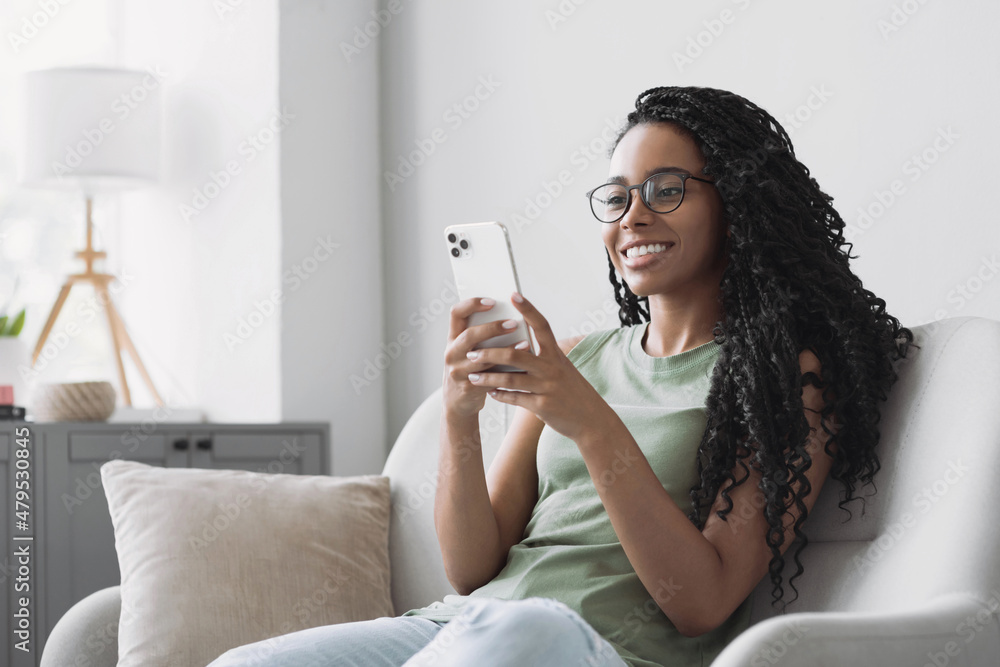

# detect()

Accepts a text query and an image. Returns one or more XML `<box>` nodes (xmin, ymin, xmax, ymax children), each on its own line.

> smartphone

<box><xmin>445</xmin><ymin>221</ymin><xmax>536</xmax><ymax>373</ymax></box>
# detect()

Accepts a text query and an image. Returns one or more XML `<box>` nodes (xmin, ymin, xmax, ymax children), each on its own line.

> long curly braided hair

<box><xmin>606</xmin><ymin>86</ymin><xmax>917</xmax><ymax>612</ymax></box>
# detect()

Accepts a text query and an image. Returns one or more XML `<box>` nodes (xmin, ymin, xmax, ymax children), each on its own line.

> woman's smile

<box><xmin>620</xmin><ymin>242</ymin><xmax>675</xmax><ymax>269</ymax></box>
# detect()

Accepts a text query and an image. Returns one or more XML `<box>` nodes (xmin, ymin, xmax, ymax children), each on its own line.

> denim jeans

<box><xmin>206</xmin><ymin>596</ymin><xmax>628</xmax><ymax>667</ymax></box>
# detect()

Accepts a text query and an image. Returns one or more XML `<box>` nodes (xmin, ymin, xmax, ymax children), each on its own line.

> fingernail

<box><xmin>502</xmin><ymin>319</ymin><xmax>518</xmax><ymax>329</ymax></box>
<box><xmin>468</xmin><ymin>373</ymin><xmax>480</xmax><ymax>382</ymax></box>
<box><xmin>466</xmin><ymin>350</ymin><xmax>481</xmax><ymax>360</ymax></box>
<box><xmin>514</xmin><ymin>340</ymin><xmax>529</xmax><ymax>350</ymax></box>
<box><xmin>512</xmin><ymin>292</ymin><xmax>524</xmax><ymax>303</ymax></box>
<box><xmin>481</xmin><ymin>298</ymin><xmax>495</xmax><ymax>306</ymax></box>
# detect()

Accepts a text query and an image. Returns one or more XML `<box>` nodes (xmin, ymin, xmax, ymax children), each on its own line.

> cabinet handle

<box><xmin>173</xmin><ymin>438</ymin><xmax>190</xmax><ymax>451</ymax></box>
<box><xmin>196</xmin><ymin>438</ymin><xmax>212</xmax><ymax>450</ymax></box>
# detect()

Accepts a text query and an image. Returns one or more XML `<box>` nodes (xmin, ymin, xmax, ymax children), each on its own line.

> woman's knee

<box><xmin>469</xmin><ymin>597</ymin><xmax>587</xmax><ymax>640</ymax></box>
<box><xmin>415</xmin><ymin>598</ymin><xmax>620</xmax><ymax>666</ymax></box>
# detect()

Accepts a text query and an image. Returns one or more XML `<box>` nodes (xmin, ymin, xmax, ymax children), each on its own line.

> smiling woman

<box><xmin>208</xmin><ymin>86</ymin><xmax>916</xmax><ymax>667</ymax></box>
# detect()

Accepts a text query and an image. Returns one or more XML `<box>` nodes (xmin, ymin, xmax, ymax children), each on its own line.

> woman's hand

<box><xmin>443</xmin><ymin>296</ymin><xmax>529</xmax><ymax>420</ymax></box>
<box><xmin>466</xmin><ymin>292</ymin><xmax>614</xmax><ymax>442</ymax></box>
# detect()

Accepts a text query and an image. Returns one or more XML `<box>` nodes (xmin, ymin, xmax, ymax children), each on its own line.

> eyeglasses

<box><xmin>585</xmin><ymin>172</ymin><xmax>714</xmax><ymax>223</ymax></box>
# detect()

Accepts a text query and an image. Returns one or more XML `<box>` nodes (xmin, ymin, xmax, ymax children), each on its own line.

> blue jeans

<box><xmin>207</xmin><ymin>596</ymin><xmax>628</xmax><ymax>667</ymax></box>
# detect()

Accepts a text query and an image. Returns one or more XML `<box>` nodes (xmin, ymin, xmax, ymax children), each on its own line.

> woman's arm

<box><xmin>435</xmin><ymin>335</ymin><xmax>586</xmax><ymax>595</ymax></box>
<box><xmin>573</xmin><ymin>348</ymin><xmax>837</xmax><ymax>638</ymax></box>
<box><xmin>434</xmin><ymin>408</ymin><xmax>505</xmax><ymax>595</ymax></box>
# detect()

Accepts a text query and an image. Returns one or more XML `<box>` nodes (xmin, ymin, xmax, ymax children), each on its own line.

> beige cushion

<box><xmin>100</xmin><ymin>459</ymin><xmax>394</xmax><ymax>667</ymax></box>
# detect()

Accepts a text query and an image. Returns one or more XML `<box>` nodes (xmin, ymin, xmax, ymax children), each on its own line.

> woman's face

<box><xmin>601</xmin><ymin>122</ymin><xmax>729</xmax><ymax>299</ymax></box>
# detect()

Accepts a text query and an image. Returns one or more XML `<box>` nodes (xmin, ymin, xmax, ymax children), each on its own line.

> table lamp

<box><xmin>18</xmin><ymin>66</ymin><xmax>164</xmax><ymax>407</ymax></box>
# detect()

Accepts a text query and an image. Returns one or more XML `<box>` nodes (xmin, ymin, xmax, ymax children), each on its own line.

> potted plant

<box><xmin>0</xmin><ymin>307</ymin><xmax>25</xmax><ymax>337</ymax></box>
<box><xmin>0</xmin><ymin>277</ymin><xmax>31</xmax><ymax>406</ymax></box>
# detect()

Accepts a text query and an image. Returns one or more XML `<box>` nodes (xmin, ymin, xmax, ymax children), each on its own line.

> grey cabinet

<box><xmin>0</xmin><ymin>421</ymin><xmax>328</xmax><ymax>666</ymax></box>
<box><xmin>2</xmin><ymin>425</ymin><xmax>39</xmax><ymax>667</ymax></box>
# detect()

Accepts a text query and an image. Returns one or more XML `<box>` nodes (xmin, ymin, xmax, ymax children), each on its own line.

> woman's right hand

<box><xmin>443</xmin><ymin>296</ymin><xmax>523</xmax><ymax>420</ymax></box>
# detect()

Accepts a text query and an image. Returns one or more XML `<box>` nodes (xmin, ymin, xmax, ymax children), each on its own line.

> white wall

<box><xmin>278</xmin><ymin>0</ymin><xmax>385</xmax><ymax>476</ymax></box>
<box><xmin>377</xmin><ymin>0</ymin><xmax>1000</xmax><ymax>453</ymax></box>
<box><xmin>115</xmin><ymin>0</ymin><xmax>283</xmax><ymax>419</ymax></box>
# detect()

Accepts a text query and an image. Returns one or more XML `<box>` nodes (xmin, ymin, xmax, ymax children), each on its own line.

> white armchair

<box><xmin>41</xmin><ymin>316</ymin><xmax>1000</xmax><ymax>666</ymax></box>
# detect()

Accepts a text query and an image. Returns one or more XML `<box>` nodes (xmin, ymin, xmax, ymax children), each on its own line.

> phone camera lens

<box><xmin>459</xmin><ymin>239</ymin><xmax>469</xmax><ymax>249</ymax></box>
<box><xmin>451</xmin><ymin>247</ymin><xmax>460</xmax><ymax>257</ymax></box>
<box><xmin>447</xmin><ymin>233</ymin><xmax>457</xmax><ymax>243</ymax></box>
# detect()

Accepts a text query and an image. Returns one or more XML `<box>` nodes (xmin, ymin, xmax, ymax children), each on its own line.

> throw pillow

<box><xmin>100</xmin><ymin>459</ymin><xmax>394</xmax><ymax>667</ymax></box>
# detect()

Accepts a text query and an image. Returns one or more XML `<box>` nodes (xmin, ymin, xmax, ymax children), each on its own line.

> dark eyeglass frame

<box><xmin>585</xmin><ymin>172</ymin><xmax>715</xmax><ymax>223</ymax></box>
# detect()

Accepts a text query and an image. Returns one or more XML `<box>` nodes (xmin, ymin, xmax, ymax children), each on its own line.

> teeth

<box><xmin>626</xmin><ymin>243</ymin><xmax>670</xmax><ymax>258</ymax></box>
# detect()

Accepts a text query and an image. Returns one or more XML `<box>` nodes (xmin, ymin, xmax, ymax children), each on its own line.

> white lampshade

<box><xmin>18</xmin><ymin>67</ymin><xmax>162</xmax><ymax>194</ymax></box>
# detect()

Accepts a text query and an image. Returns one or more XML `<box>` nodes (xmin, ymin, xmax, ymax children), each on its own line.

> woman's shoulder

<box><xmin>556</xmin><ymin>334</ymin><xmax>587</xmax><ymax>355</ymax></box>
<box><xmin>557</xmin><ymin>326</ymin><xmax>632</xmax><ymax>365</ymax></box>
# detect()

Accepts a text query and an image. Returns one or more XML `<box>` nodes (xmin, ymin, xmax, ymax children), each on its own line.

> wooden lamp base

<box><xmin>30</xmin><ymin>196</ymin><xmax>163</xmax><ymax>408</ymax></box>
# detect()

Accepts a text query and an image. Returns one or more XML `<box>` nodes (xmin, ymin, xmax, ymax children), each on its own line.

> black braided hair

<box><xmin>605</xmin><ymin>86</ymin><xmax>917</xmax><ymax>613</ymax></box>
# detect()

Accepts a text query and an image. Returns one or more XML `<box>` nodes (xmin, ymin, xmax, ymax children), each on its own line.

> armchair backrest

<box><xmin>746</xmin><ymin>316</ymin><xmax>1000</xmax><ymax>623</ymax></box>
<box><xmin>383</xmin><ymin>317</ymin><xmax>1000</xmax><ymax>628</ymax></box>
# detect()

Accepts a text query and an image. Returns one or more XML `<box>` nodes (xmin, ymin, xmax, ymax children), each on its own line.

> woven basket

<box><xmin>32</xmin><ymin>381</ymin><xmax>117</xmax><ymax>422</ymax></box>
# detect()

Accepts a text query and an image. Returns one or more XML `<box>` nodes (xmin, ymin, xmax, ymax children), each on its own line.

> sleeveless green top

<box><xmin>403</xmin><ymin>321</ymin><xmax>754</xmax><ymax>666</ymax></box>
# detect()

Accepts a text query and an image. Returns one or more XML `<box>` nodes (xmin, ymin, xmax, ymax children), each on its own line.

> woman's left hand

<box><xmin>467</xmin><ymin>292</ymin><xmax>613</xmax><ymax>442</ymax></box>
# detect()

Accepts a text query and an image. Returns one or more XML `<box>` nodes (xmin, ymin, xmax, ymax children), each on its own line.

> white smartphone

<box><xmin>445</xmin><ymin>221</ymin><xmax>536</xmax><ymax>373</ymax></box>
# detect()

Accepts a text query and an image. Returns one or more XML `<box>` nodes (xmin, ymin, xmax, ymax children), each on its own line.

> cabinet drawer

<box><xmin>69</xmin><ymin>433</ymin><xmax>167</xmax><ymax>461</ymax></box>
<box><xmin>208</xmin><ymin>432</ymin><xmax>310</xmax><ymax>460</ymax></box>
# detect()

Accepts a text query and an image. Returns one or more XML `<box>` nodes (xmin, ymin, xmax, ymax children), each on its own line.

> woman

<box><xmin>209</xmin><ymin>86</ymin><xmax>915</xmax><ymax>667</ymax></box>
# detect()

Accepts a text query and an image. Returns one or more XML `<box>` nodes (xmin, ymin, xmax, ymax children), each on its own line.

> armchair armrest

<box><xmin>40</xmin><ymin>585</ymin><xmax>120</xmax><ymax>667</ymax></box>
<box><xmin>711</xmin><ymin>592</ymin><xmax>1000</xmax><ymax>667</ymax></box>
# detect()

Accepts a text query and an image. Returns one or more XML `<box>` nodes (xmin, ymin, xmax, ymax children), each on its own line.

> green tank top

<box><xmin>403</xmin><ymin>321</ymin><xmax>754</xmax><ymax>666</ymax></box>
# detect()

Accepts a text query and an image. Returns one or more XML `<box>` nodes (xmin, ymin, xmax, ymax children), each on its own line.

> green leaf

<box><xmin>0</xmin><ymin>316</ymin><xmax>6</xmax><ymax>335</ymax></box>
<box><xmin>7</xmin><ymin>308</ymin><xmax>24</xmax><ymax>336</ymax></box>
